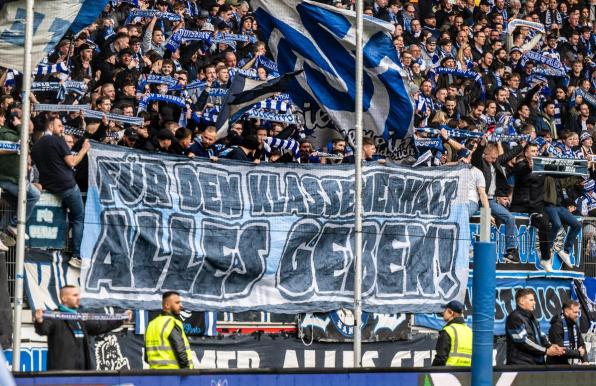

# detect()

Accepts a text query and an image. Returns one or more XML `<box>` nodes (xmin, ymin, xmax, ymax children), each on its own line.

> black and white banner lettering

<box><xmin>532</xmin><ymin>157</ymin><xmax>588</xmax><ymax>177</ymax></box>
<box><xmin>81</xmin><ymin>143</ymin><xmax>470</xmax><ymax>313</ymax></box>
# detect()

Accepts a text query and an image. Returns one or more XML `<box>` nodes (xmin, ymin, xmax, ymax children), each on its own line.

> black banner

<box><xmin>298</xmin><ymin>310</ymin><xmax>409</xmax><ymax>342</ymax></box>
<box><xmin>90</xmin><ymin>332</ymin><xmax>510</xmax><ymax>370</ymax></box>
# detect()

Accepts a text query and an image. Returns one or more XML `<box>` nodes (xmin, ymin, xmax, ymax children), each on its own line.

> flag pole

<box><xmin>353</xmin><ymin>0</ymin><xmax>364</xmax><ymax>368</ymax></box>
<box><xmin>12</xmin><ymin>0</ymin><xmax>35</xmax><ymax>372</ymax></box>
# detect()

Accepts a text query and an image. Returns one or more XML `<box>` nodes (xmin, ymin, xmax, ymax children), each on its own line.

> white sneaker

<box><xmin>541</xmin><ymin>259</ymin><xmax>554</xmax><ymax>273</ymax></box>
<box><xmin>557</xmin><ymin>249</ymin><xmax>574</xmax><ymax>269</ymax></box>
<box><xmin>0</xmin><ymin>238</ymin><xmax>8</xmax><ymax>252</ymax></box>
<box><xmin>68</xmin><ymin>257</ymin><xmax>82</xmax><ymax>269</ymax></box>
<box><xmin>8</xmin><ymin>225</ymin><xmax>29</xmax><ymax>241</ymax></box>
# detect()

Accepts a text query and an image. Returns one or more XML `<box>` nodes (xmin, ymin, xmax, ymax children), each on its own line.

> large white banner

<box><xmin>80</xmin><ymin>143</ymin><xmax>470</xmax><ymax>313</ymax></box>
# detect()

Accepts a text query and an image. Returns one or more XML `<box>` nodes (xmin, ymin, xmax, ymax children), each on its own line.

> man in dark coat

<box><xmin>34</xmin><ymin>285</ymin><xmax>132</xmax><ymax>370</ymax></box>
<box><xmin>506</xmin><ymin>289</ymin><xmax>565</xmax><ymax>365</ymax></box>
<box><xmin>547</xmin><ymin>300</ymin><xmax>588</xmax><ymax>364</ymax></box>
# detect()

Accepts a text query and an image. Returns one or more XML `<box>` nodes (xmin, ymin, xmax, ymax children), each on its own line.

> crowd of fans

<box><xmin>0</xmin><ymin>0</ymin><xmax>594</xmax><ymax>271</ymax></box>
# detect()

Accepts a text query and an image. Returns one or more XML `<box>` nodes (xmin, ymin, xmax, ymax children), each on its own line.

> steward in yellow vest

<box><xmin>145</xmin><ymin>291</ymin><xmax>194</xmax><ymax>369</ymax></box>
<box><xmin>432</xmin><ymin>300</ymin><xmax>473</xmax><ymax>366</ymax></box>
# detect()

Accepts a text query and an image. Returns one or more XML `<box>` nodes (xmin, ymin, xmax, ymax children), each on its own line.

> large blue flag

<box><xmin>253</xmin><ymin>0</ymin><xmax>415</xmax><ymax>160</ymax></box>
<box><xmin>0</xmin><ymin>0</ymin><xmax>109</xmax><ymax>72</ymax></box>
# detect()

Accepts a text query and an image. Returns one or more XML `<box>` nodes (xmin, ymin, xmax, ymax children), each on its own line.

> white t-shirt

<box><xmin>468</xmin><ymin>166</ymin><xmax>485</xmax><ymax>203</ymax></box>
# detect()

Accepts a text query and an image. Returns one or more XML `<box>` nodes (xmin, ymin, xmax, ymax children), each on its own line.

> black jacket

<box><xmin>506</xmin><ymin>307</ymin><xmax>550</xmax><ymax>365</ymax></box>
<box><xmin>472</xmin><ymin>143</ymin><xmax>523</xmax><ymax>198</ymax></box>
<box><xmin>510</xmin><ymin>159</ymin><xmax>546</xmax><ymax>212</ymax></box>
<box><xmin>34</xmin><ymin>311</ymin><xmax>124</xmax><ymax>370</ymax></box>
<box><xmin>546</xmin><ymin>313</ymin><xmax>588</xmax><ymax>364</ymax></box>
<box><xmin>432</xmin><ymin>316</ymin><xmax>467</xmax><ymax>366</ymax></box>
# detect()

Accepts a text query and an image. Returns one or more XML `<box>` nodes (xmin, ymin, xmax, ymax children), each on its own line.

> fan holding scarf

<box><xmin>546</xmin><ymin>300</ymin><xmax>588</xmax><ymax>364</ymax></box>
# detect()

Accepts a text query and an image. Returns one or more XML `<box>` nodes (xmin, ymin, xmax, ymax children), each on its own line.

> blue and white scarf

<box><xmin>246</xmin><ymin>109</ymin><xmax>296</xmax><ymax>123</ymax></box>
<box><xmin>415</xmin><ymin>126</ymin><xmax>483</xmax><ymax>139</ymax></box>
<box><xmin>215</xmin><ymin>33</ymin><xmax>257</xmax><ymax>44</ymax></box>
<box><xmin>194</xmin><ymin>105</ymin><xmax>220</xmax><ymax>123</ymax></box>
<box><xmin>543</xmin><ymin>10</ymin><xmax>562</xmax><ymax>30</ymax></box>
<box><xmin>521</xmin><ymin>50</ymin><xmax>565</xmax><ymax>72</ymax></box>
<box><xmin>137</xmin><ymin>74</ymin><xmax>178</xmax><ymax>91</ymax></box>
<box><xmin>31</xmin><ymin>82</ymin><xmax>62</xmax><ymax>92</ymax></box>
<box><xmin>228</xmin><ymin>67</ymin><xmax>259</xmax><ymax>80</ymax></box>
<box><xmin>83</xmin><ymin>109</ymin><xmax>144</xmax><ymax>126</ymax></box>
<box><xmin>165</xmin><ymin>30</ymin><xmax>212</xmax><ymax>52</ymax></box>
<box><xmin>506</xmin><ymin>19</ymin><xmax>546</xmax><ymax>35</ymax></box>
<box><xmin>35</xmin><ymin>62</ymin><xmax>70</xmax><ymax>76</ymax></box>
<box><xmin>264</xmin><ymin>137</ymin><xmax>299</xmax><ymax>160</ymax></box>
<box><xmin>33</xmin><ymin>104</ymin><xmax>90</xmax><ymax>112</ymax></box>
<box><xmin>125</xmin><ymin>9</ymin><xmax>182</xmax><ymax>24</ymax></box>
<box><xmin>576</xmin><ymin>89</ymin><xmax>596</xmax><ymax>108</ymax></box>
<box><xmin>255</xmin><ymin>56</ymin><xmax>279</xmax><ymax>75</ymax></box>
<box><xmin>138</xmin><ymin>93</ymin><xmax>187</xmax><ymax>111</ymax></box>
<box><xmin>208</xmin><ymin>88</ymin><xmax>229</xmax><ymax>97</ymax></box>
<box><xmin>253</xmin><ymin>99</ymin><xmax>290</xmax><ymax>112</ymax></box>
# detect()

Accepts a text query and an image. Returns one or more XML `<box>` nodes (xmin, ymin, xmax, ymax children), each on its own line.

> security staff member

<box><xmin>432</xmin><ymin>300</ymin><xmax>473</xmax><ymax>366</ymax></box>
<box><xmin>547</xmin><ymin>300</ymin><xmax>588</xmax><ymax>364</ymax></box>
<box><xmin>145</xmin><ymin>291</ymin><xmax>194</xmax><ymax>369</ymax></box>
<box><xmin>506</xmin><ymin>289</ymin><xmax>565</xmax><ymax>364</ymax></box>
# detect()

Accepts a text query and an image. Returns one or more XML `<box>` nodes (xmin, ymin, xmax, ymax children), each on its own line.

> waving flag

<box><xmin>253</xmin><ymin>0</ymin><xmax>415</xmax><ymax>160</ymax></box>
<box><xmin>0</xmin><ymin>0</ymin><xmax>108</xmax><ymax>72</ymax></box>
<box><xmin>215</xmin><ymin>71</ymin><xmax>302</xmax><ymax>139</ymax></box>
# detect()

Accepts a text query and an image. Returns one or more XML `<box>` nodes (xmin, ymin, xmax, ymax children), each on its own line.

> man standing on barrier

<box><xmin>547</xmin><ymin>300</ymin><xmax>589</xmax><ymax>364</ymax></box>
<box><xmin>432</xmin><ymin>300</ymin><xmax>472</xmax><ymax>366</ymax></box>
<box><xmin>506</xmin><ymin>288</ymin><xmax>565</xmax><ymax>364</ymax></box>
<box><xmin>34</xmin><ymin>285</ymin><xmax>132</xmax><ymax>370</ymax></box>
<box><xmin>145</xmin><ymin>291</ymin><xmax>194</xmax><ymax>369</ymax></box>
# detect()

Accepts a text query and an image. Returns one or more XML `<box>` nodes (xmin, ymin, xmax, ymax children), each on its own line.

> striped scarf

<box><xmin>553</xmin><ymin>99</ymin><xmax>563</xmax><ymax>134</ymax></box>
<box><xmin>543</xmin><ymin>10</ymin><xmax>562</xmax><ymax>29</ymax></box>
<box><xmin>264</xmin><ymin>137</ymin><xmax>299</xmax><ymax>159</ymax></box>
<box><xmin>253</xmin><ymin>99</ymin><xmax>290</xmax><ymax>112</ymax></box>
<box><xmin>35</xmin><ymin>62</ymin><xmax>70</xmax><ymax>76</ymax></box>
<box><xmin>83</xmin><ymin>109</ymin><xmax>144</xmax><ymax>126</ymax></box>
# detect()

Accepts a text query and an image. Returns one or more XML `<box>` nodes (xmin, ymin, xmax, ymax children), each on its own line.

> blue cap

<box><xmin>444</xmin><ymin>300</ymin><xmax>464</xmax><ymax>313</ymax></box>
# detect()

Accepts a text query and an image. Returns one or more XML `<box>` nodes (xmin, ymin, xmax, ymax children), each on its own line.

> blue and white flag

<box><xmin>253</xmin><ymin>0</ymin><xmax>415</xmax><ymax>160</ymax></box>
<box><xmin>0</xmin><ymin>0</ymin><xmax>109</xmax><ymax>72</ymax></box>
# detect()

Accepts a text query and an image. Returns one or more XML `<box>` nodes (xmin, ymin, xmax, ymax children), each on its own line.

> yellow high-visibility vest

<box><xmin>444</xmin><ymin>323</ymin><xmax>473</xmax><ymax>366</ymax></box>
<box><xmin>145</xmin><ymin>314</ymin><xmax>194</xmax><ymax>369</ymax></box>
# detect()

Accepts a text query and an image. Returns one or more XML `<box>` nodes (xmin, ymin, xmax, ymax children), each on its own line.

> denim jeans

<box><xmin>0</xmin><ymin>180</ymin><xmax>40</xmax><ymax>227</ymax></box>
<box><xmin>489</xmin><ymin>199</ymin><xmax>517</xmax><ymax>250</ymax></box>
<box><xmin>545</xmin><ymin>206</ymin><xmax>581</xmax><ymax>253</ymax></box>
<box><xmin>54</xmin><ymin>185</ymin><xmax>84</xmax><ymax>257</ymax></box>
<box><xmin>468</xmin><ymin>201</ymin><xmax>479</xmax><ymax>217</ymax></box>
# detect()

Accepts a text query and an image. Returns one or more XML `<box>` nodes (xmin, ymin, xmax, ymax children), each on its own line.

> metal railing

<box><xmin>582</xmin><ymin>217</ymin><xmax>596</xmax><ymax>277</ymax></box>
<box><xmin>0</xmin><ymin>194</ymin><xmax>17</xmax><ymax>303</ymax></box>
